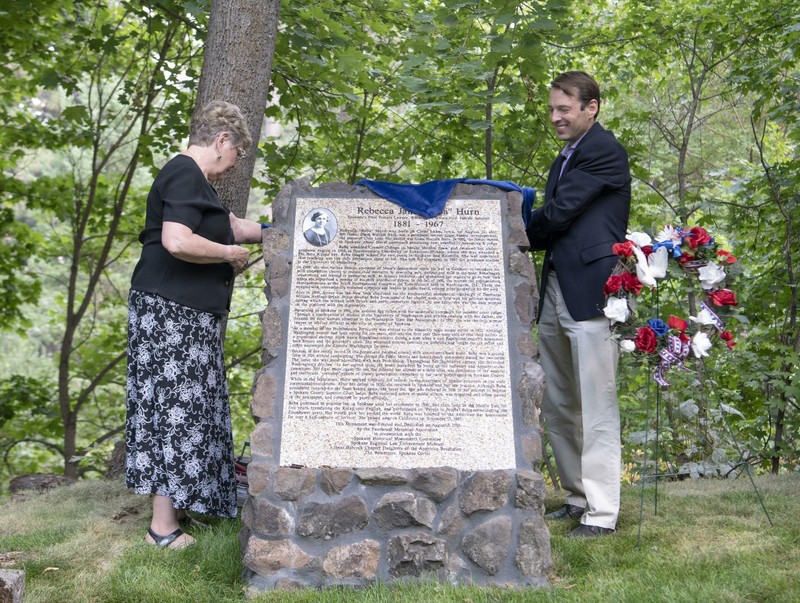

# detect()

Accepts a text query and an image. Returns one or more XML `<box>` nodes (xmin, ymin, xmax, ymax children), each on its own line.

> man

<box><xmin>526</xmin><ymin>71</ymin><xmax>631</xmax><ymax>538</ymax></box>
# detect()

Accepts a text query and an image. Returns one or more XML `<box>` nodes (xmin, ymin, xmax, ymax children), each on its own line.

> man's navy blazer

<box><xmin>527</xmin><ymin>122</ymin><xmax>631</xmax><ymax>322</ymax></box>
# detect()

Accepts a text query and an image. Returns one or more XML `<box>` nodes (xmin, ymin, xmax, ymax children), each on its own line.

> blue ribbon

<box><xmin>652</xmin><ymin>240</ymin><xmax>682</xmax><ymax>258</ymax></box>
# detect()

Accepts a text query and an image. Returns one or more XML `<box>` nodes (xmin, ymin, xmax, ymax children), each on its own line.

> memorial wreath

<box><xmin>603</xmin><ymin>225</ymin><xmax>740</xmax><ymax>386</ymax></box>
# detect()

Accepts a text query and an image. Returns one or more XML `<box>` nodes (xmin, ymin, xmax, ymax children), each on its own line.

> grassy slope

<box><xmin>0</xmin><ymin>474</ymin><xmax>797</xmax><ymax>603</ymax></box>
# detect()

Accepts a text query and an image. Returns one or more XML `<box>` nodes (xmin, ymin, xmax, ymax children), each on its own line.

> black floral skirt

<box><xmin>125</xmin><ymin>290</ymin><xmax>237</xmax><ymax>518</ymax></box>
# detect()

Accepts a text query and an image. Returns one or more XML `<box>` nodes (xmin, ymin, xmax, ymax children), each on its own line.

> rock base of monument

<box><xmin>240</xmin><ymin>465</ymin><xmax>551</xmax><ymax>590</ymax></box>
<box><xmin>0</xmin><ymin>569</ymin><xmax>25</xmax><ymax>603</ymax></box>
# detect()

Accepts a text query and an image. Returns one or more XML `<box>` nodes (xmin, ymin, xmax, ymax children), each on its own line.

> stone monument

<box><xmin>241</xmin><ymin>180</ymin><xmax>550</xmax><ymax>591</ymax></box>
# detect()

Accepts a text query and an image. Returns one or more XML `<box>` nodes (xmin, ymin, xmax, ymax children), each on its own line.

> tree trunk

<box><xmin>772</xmin><ymin>406</ymin><xmax>785</xmax><ymax>474</ymax></box>
<box><xmin>196</xmin><ymin>0</ymin><xmax>281</xmax><ymax>217</ymax></box>
<box><xmin>484</xmin><ymin>68</ymin><xmax>499</xmax><ymax>180</ymax></box>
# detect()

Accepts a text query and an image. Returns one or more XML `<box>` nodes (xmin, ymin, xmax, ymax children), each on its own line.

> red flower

<box><xmin>642</xmin><ymin>245</ymin><xmax>653</xmax><ymax>257</ymax></box>
<box><xmin>679</xmin><ymin>333</ymin><xmax>691</xmax><ymax>343</ymax></box>
<box><xmin>634</xmin><ymin>326</ymin><xmax>658</xmax><ymax>353</ymax></box>
<box><xmin>721</xmin><ymin>330</ymin><xmax>736</xmax><ymax>350</ymax></box>
<box><xmin>621</xmin><ymin>272</ymin><xmax>643</xmax><ymax>294</ymax></box>
<box><xmin>612</xmin><ymin>241</ymin><xmax>635</xmax><ymax>257</ymax></box>
<box><xmin>668</xmin><ymin>315</ymin><xmax>688</xmax><ymax>332</ymax></box>
<box><xmin>604</xmin><ymin>275</ymin><xmax>624</xmax><ymax>295</ymax></box>
<box><xmin>708</xmin><ymin>289</ymin><xmax>738</xmax><ymax>306</ymax></box>
<box><xmin>717</xmin><ymin>249</ymin><xmax>737</xmax><ymax>264</ymax></box>
<box><xmin>686</xmin><ymin>226</ymin><xmax>712</xmax><ymax>249</ymax></box>
<box><xmin>677</xmin><ymin>252</ymin><xmax>696</xmax><ymax>266</ymax></box>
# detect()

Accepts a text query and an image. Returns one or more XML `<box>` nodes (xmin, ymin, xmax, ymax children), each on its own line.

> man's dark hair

<box><xmin>551</xmin><ymin>71</ymin><xmax>601</xmax><ymax>117</ymax></box>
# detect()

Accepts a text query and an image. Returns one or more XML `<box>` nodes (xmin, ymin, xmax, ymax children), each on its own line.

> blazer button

<box><xmin>224</xmin><ymin>280</ymin><xmax>230</xmax><ymax>286</ymax></box>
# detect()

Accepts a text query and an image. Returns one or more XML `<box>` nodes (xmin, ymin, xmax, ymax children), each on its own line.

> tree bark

<box><xmin>196</xmin><ymin>0</ymin><xmax>282</xmax><ymax>217</ymax></box>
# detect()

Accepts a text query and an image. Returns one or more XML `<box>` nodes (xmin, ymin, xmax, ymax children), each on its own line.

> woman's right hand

<box><xmin>227</xmin><ymin>245</ymin><xmax>250</xmax><ymax>274</ymax></box>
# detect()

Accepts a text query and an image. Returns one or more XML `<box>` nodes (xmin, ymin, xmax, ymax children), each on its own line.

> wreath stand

<box><xmin>635</xmin><ymin>289</ymin><xmax>774</xmax><ymax>548</ymax></box>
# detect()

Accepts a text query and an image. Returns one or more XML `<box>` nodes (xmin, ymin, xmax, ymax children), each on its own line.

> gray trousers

<box><xmin>538</xmin><ymin>272</ymin><xmax>621</xmax><ymax>529</ymax></box>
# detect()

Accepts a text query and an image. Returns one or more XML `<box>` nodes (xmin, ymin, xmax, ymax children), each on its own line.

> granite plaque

<box><xmin>279</xmin><ymin>195</ymin><xmax>516</xmax><ymax>470</ymax></box>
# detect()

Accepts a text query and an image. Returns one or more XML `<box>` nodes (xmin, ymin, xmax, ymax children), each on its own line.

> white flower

<box><xmin>178</xmin><ymin>382</ymin><xmax>193</xmax><ymax>402</ymax></box>
<box><xmin>648</xmin><ymin>246</ymin><xmax>669</xmax><ymax>280</ymax></box>
<box><xmin>689</xmin><ymin>308</ymin><xmax>717</xmax><ymax>326</ymax></box>
<box><xmin>140</xmin><ymin>312</ymin><xmax>156</xmax><ymax>333</ymax></box>
<box><xmin>135</xmin><ymin>451</ymin><xmax>151</xmax><ymax>470</ymax></box>
<box><xmin>185</xmin><ymin>457</ymin><xmax>201</xmax><ymax>478</ymax></box>
<box><xmin>626</xmin><ymin>231</ymin><xmax>652</xmax><ymax>247</ymax></box>
<box><xmin>172</xmin><ymin>489</ymin><xmax>188</xmax><ymax>506</ymax></box>
<box><xmin>633</xmin><ymin>247</ymin><xmax>657</xmax><ymax>288</ymax></box>
<box><xmin>166</xmin><ymin>406</ymin><xmax>186</xmax><ymax>425</ymax></box>
<box><xmin>691</xmin><ymin>332</ymin><xmax>713</xmax><ymax>358</ymax></box>
<box><xmin>620</xmin><ymin>339</ymin><xmax>636</xmax><ymax>353</ymax></box>
<box><xmin>604</xmin><ymin>297</ymin><xmax>630</xmax><ymax>324</ymax></box>
<box><xmin>141</xmin><ymin>379</ymin><xmax>154</xmax><ymax>401</ymax></box>
<box><xmin>656</xmin><ymin>225</ymin><xmax>682</xmax><ymax>244</ymax></box>
<box><xmin>163</xmin><ymin>360</ymin><xmax>180</xmax><ymax>380</ymax></box>
<box><xmin>698</xmin><ymin>263</ymin><xmax>726</xmax><ymax>291</ymax></box>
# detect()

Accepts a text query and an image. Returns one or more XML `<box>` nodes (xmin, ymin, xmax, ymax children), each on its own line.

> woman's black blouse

<box><xmin>130</xmin><ymin>155</ymin><xmax>234</xmax><ymax>315</ymax></box>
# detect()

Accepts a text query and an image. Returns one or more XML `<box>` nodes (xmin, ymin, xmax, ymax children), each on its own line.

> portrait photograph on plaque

<box><xmin>302</xmin><ymin>207</ymin><xmax>338</xmax><ymax>247</ymax></box>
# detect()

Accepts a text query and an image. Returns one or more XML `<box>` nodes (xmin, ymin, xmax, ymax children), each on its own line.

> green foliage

<box><xmin>0</xmin><ymin>0</ymin><xmax>205</xmax><ymax>479</ymax></box>
<box><xmin>225</xmin><ymin>269</ymin><xmax>269</xmax><ymax>449</ymax></box>
<box><xmin>0</xmin><ymin>374</ymin><xmax>62</xmax><ymax>483</ymax></box>
<box><xmin>261</xmin><ymin>0</ymin><xmax>569</xmax><ymax>195</ymax></box>
<box><xmin>0</xmin><ymin>375</ymin><xmax>54</xmax><ymax>431</ymax></box>
<box><xmin>0</xmin><ymin>205</ymin><xmax>42</xmax><ymax>329</ymax></box>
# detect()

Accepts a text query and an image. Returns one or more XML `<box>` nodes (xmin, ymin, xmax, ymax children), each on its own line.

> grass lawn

<box><xmin>1</xmin><ymin>474</ymin><xmax>797</xmax><ymax>602</ymax></box>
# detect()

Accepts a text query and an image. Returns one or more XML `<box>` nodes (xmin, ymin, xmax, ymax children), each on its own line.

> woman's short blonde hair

<box><xmin>188</xmin><ymin>100</ymin><xmax>252</xmax><ymax>150</ymax></box>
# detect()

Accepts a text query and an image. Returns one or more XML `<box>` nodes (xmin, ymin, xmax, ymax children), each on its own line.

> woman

<box><xmin>125</xmin><ymin>100</ymin><xmax>263</xmax><ymax>549</ymax></box>
<box><xmin>303</xmin><ymin>210</ymin><xmax>332</xmax><ymax>246</ymax></box>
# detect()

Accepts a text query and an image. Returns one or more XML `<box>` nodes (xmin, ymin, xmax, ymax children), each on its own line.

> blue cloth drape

<box><xmin>356</xmin><ymin>178</ymin><xmax>536</xmax><ymax>227</ymax></box>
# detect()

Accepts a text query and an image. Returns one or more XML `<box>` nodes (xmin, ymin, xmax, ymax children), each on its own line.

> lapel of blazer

<box><xmin>561</xmin><ymin>122</ymin><xmax>603</xmax><ymax>176</ymax></box>
<box><xmin>545</xmin><ymin>154</ymin><xmax>563</xmax><ymax>201</ymax></box>
<box><xmin>548</xmin><ymin>122</ymin><xmax>605</xmax><ymax>195</ymax></box>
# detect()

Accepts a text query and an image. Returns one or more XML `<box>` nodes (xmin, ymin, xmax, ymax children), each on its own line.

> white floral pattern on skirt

<box><xmin>125</xmin><ymin>290</ymin><xmax>237</xmax><ymax>517</ymax></box>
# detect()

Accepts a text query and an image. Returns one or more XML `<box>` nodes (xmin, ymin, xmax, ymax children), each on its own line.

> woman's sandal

<box><xmin>145</xmin><ymin>527</ymin><xmax>194</xmax><ymax>549</ymax></box>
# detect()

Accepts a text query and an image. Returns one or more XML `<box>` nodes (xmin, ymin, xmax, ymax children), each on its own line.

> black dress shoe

<box><xmin>544</xmin><ymin>504</ymin><xmax>585</xmax><ymax>519</ymax></box>
<box><xmin>565</xmin><ymin>524</ymin><xmax>615</xmax><ymax>538</ymax></box>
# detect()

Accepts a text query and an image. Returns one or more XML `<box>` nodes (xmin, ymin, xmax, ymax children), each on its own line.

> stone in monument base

<box><xmin>0</xmin><ymin>569</ymin><xmax>25</xmax><ymax>603</ymax></box>
<box><xmin>240</xmin><ymin>466</ymin><xmax>551</xmax><ymax>589</ymax></box>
